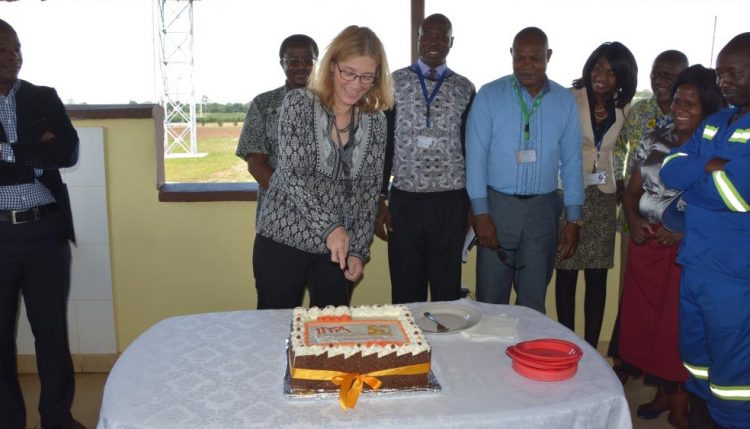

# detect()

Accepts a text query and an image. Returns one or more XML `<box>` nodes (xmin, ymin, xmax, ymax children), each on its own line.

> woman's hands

<box><xmin>326</xmin><ymin>226</ymin><xmax>350</xmax><ymax>269</ymax></box>
<box><xmin>344</xmin><ymin>256</ymin><xmax>364</xmax><ymax>282</ymax></box>
<box><xmin>629</xmin><ymin>216</ymin><xmax>683</xmax><ymax>246</ymax></box>
<box><xmin>326</xmin><ymin>226</ymin><xmax>364</xmax><ymax>282</ymax></box>
<box><xmin>627</xmin><ymin>214</ymin><xmax>653</xmax><ymax>245</ymax></box>
<box><xmin>653</xmin><ymin>228</ymin><xmax>683</xmax><ymax>247</ymax></box>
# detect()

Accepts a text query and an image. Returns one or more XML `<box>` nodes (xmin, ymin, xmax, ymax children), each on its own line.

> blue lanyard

<box><xmin>412</xmin><ymin>65</ymin><xmax>446</xmax><ymax>128</ymax></box>
<box><xmin>594</xmin><ymin>133</ymin><xmax>604</xmax><ymax>152</ymax></box>
<box><xmin>592</xmin><ymin>112</ymin><xmax>614</xmax><ymax>171</ymax></box>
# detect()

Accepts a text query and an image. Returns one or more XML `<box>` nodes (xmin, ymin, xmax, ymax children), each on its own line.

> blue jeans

<box><xmin>475</xmin><ymin>189</ymin><xmax>561</xmax><ymax>313</ymax></box>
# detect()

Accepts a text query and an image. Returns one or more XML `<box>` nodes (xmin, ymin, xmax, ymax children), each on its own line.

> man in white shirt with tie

<box><xmin>375</xmin><ymin>13</ymin><xmax>475</xmax><ymax>304</ymax></box>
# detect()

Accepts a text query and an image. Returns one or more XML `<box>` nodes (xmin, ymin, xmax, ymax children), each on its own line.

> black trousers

<box><xmin>0</xmin><ymin>211</ymin><xmax>74</xmax><ymax>429</ymax></box>
<box><xmin>388</xmin><ymin>188</ymin><xmax>468</xmax><ymax>304</ymax></box>
<box><xmin>253</xmin><ymin>235</ymin><xmax>352</xmax><ymax>309</ymax></box>
<box><xmin>555</xmin><ymin>268</ymin><xmax>608</xmax><ymax>349</ymax></box>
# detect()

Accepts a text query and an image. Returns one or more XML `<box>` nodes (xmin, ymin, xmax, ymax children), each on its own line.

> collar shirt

<box><xmin>0</xmin><ymin>80</ymin><xmax>21</xmax><ymax>146</ymax></box>
<box><xmin>388</xmin><ymin>65</ymin><xmax>475</xmax><ymax>193</ymax></box>
<box><xmin>0</xmin><ymin>79</ymin><xmax>55</xmax><ymax>210</ymax></box>
<box><xmin>416</xmin><ymin>58</ymin><xmax>448</xmax><ymax>79</ymax></box>
<box><xmin>466</xmin><ymin>75</ymin><xmax>584</xmax><ymax>220</ymax></box>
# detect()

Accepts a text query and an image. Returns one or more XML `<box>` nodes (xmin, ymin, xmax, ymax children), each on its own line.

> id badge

<box><xmin>515</xmin><ymin>149</ymin><xmax>537</xmax><ymax>164</ymax></box>
<box><xmin>416</xmin><ymin>135</ymin><xmax>435</xmax><ymax>149</ymax></box>
<box><xmin>586</xmin><ymin>170</ymin><xmax>608</xmax><ymax>186</ymax></box>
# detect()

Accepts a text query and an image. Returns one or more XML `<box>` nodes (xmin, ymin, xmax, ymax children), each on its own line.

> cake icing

<box><xmin>290</xmin><ymin>304</ymin><xmax>431</xmax><ymax>359</ymax></box>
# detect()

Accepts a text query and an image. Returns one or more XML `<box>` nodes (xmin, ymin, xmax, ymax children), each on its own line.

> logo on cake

<box><xmin>315</xmin><ymin>325</ymin><xmax>353</xmax><ymax>335</ymax></box>
<box><xmin>307</xmin><ymin>320</ymin><xmax>407</xmax><ymax>345</ymax></box>
<box><xmin>315</xmin><ymin>325</ymin><xmax>392</xmax><ymax>336</ymax></box>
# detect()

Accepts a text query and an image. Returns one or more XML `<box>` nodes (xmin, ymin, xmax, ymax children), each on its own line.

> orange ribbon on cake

<box><xmin>291</xmin><ymin>363</ymin><xmax>431</xmax><ymax>410</ymax></box>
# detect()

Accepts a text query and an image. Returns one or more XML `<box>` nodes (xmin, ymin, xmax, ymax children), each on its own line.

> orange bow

<box><xmin>332</xmin><ymin>372</ymin><xmax>382</xmax><ymax>409</ymax></box>
<box><xmin>290</xmin><ymin>362</ymin><xmax>431</xmax><ymax>409</ymax></box>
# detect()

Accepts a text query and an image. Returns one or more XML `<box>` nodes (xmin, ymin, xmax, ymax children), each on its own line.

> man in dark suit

<box><xmin>0</xmin><ymin>19</ymin><xmax>83</xmax><ymax>429</ymax></box>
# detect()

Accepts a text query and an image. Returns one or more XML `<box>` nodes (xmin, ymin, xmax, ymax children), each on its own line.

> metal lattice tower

<box><xmin>156</xmin><ymin>0</ymin><xmax>198</xmax><ymax>157</ymax></box>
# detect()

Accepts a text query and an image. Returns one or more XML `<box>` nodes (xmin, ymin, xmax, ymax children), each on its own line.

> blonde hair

<box><xmin>309</xmin><ymin>25</ymin><xmax>394</xmax><ymax>113</ymax></box>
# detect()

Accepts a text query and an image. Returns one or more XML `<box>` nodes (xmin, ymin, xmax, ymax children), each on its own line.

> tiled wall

<box><xmin>16</xmin><ymin>127</ymin><xmax>117</xmax><ymax>355</ymax></box>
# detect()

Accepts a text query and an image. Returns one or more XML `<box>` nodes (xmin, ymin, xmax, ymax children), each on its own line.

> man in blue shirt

<box><xmin>466</xmin><ymin>27</ymin><xmax>584</xmax><ymax>313</ymax></box>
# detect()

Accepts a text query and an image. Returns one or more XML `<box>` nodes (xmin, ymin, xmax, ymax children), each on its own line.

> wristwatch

<box><xmin>568</xmin><ymin>219</ymin><xmax>583</xmax><ymax>227</ymax></box>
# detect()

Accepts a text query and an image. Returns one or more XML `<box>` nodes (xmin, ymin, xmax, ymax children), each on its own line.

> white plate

<box><xmin>412</xmin><ymin>303</ymin><xmax>482</xmax><ymax>334</ymax></box>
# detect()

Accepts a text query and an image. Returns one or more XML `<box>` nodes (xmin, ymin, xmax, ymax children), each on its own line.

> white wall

<box><xmin>16</xmin><ymin>127</ymin><xmax>117</xmax><ymax>355</ymax></box>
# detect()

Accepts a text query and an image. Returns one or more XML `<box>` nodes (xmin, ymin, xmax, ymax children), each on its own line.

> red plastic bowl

<box><xmin>506</xmin><ymin>347</ymin><xmax>578</xmax><ymax>370</ymax></box>
<box><xmin>511</xmin><ymin>339</ymin><xmax>583</xmax><ymax>363</ymax></box>
<box><xmin>511</xmin><ymin>358</ymin><xmax>578</xmax><ymax>381</ymax></box>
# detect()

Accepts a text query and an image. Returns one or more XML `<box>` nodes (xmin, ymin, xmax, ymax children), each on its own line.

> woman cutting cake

<box><xmin>253</xmin><ymin>26</ymin><xmax>394</xmax><ymax>309</ymax></box>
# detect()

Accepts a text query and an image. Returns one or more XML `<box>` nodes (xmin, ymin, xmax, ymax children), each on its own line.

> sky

<box><xmin>0</xmin><ymin>0</ymin><xmax>746</xmax><ymax>105</ymax></box>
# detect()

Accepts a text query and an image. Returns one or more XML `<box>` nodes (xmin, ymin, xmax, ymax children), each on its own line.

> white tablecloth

<box><xmin>97</xmin><ymin>300</ymin><xmax>632</xmax><ymax>428</ymax></box>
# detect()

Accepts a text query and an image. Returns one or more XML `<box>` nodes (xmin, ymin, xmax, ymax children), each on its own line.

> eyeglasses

<box><xmin>496</xmin><ymin>246</ymin><xmax>525</xmax><ymax>271</ymax></box>
<box><xmin>282</xmin><ymin>57</ymin><xmax>316</xmax><ymax>66</ymax></box>
<box><xmin>336</xmin><ymin>63</ymin><xmax>377</xmax><ymax>85</ymax></box>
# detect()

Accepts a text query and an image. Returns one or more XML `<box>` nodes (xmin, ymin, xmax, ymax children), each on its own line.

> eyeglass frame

<box><xmin>281</xmin><ymin>56</ymin><xmax>317</xmax><ymax>66</ymax></box>
<box><xmin>335</xmin><ymin>63</ymin><xmax>378</xmax><ymax>85</ymax></box>
<box><xmin>496</xmin><ymin>246</ymin><xmax>526</xmax><ymax>271</ymax></box>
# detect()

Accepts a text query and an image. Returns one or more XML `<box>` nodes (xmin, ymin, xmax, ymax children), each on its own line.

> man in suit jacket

<box><xmin>0</xmin><ymin>19</ymin><xmax>83</xmax><ymax>429</ymax></box>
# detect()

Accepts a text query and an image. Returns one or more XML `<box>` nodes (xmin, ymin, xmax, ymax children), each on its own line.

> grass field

<box><xmin>164</xmin><ymin>125</ymin><xmax>253</xmax><ymax>183</ymax></box>
<box><xmin>198</xmin><ymin>112</ymin><xmax>246</xmax><ymax>125</ymax></box>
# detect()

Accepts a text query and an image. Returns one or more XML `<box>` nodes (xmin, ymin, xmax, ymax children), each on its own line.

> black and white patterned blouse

<box><xmin>387</xmin><ymin>66</ymin><xmax>475</xmax><ymax>193</ymax></box>
<box><xmin>257</xmin><ymin>88</ymin><xmax>386</xmax><ymax>260</ymax></box>
<box><xmin>635</xmin><ymin>124</ymin><xmax>683</xmax><ymax>224</ymax></box>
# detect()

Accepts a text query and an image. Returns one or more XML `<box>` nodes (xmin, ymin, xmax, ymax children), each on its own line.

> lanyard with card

<box><xmin>586</xmin><ymin>129</ymin><xmax>608</xmax><ymax>186</ymax></box>
<box><xmin>512</xmin><ymin>77</ymin><xmax>544</xmax><ymax>141</ymax></box>
<box><xmin>417</xmin><ymin>71</ymin><xmax>444</xmax><ymax>128</ymax></box>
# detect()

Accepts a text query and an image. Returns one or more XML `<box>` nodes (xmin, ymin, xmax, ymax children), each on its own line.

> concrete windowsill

<box><xmin>158</xmin><ymin>182</ymin><xmax>259</xmax><ymax>202</ymax></box>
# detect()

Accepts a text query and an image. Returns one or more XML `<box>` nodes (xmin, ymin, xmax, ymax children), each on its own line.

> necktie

<box><xmin>427</xmin><ymin>68</ymin><xmax>437</xmax><ymax>80</ymax></box>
